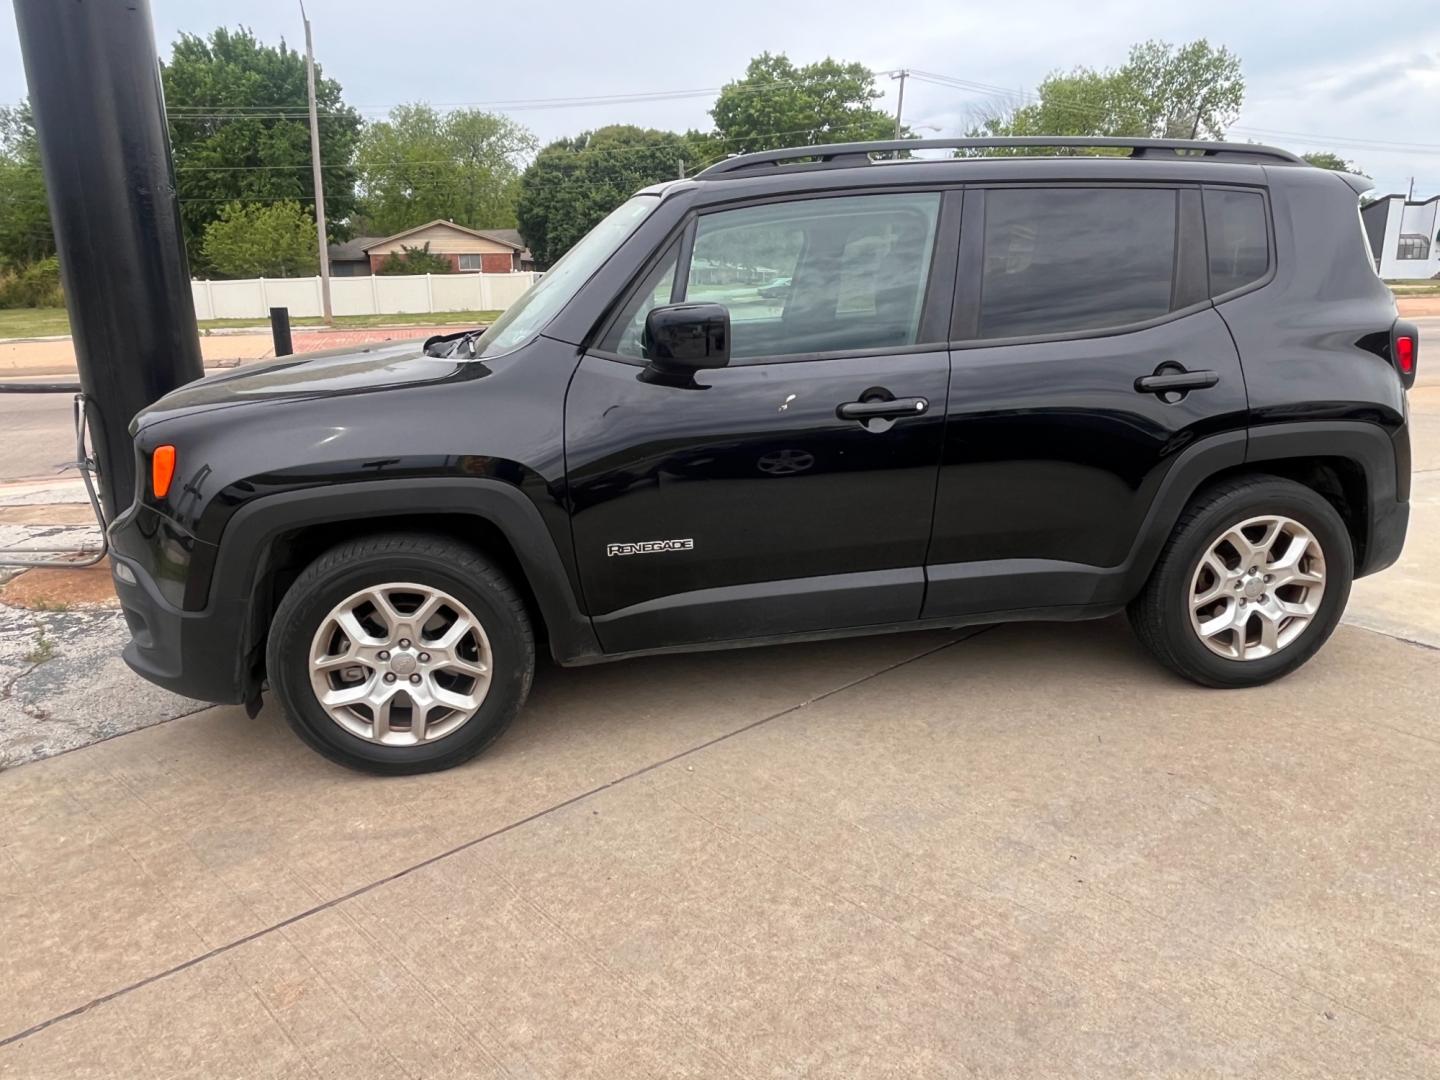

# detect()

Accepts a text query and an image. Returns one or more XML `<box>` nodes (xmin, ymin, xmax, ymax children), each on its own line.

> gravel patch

<box><xmin>0</xmin><ymin>602</ymin><xmax>205</xmax><ymax>769</ymax></box>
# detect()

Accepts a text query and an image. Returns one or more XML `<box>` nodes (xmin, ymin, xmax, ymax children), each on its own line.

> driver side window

<box><xmin>600</xmin><ymin>192</ymin><xmax>941</xmax><ymax>363</ymax></box>
<box><xmin>607</xmin><ymin>245</ymin><xmax>678</xmax><ymax>359</ymax></box>
<box><xmin>688</xmin><ymin>193</ymin><xmax>940</xmax><ymax>361</ymax></box>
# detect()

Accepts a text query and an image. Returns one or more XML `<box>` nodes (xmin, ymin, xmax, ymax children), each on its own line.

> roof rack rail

<box><xmin>695</xmin><ymin>136</ymin><xmax>1305</xmax><ymax>178</ymax></box>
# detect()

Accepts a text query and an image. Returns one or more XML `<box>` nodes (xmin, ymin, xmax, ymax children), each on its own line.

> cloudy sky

<box><xmin>2</xmin><ymin>0</ymin><xmax>1436</xmax><ymax>198</ymax></box>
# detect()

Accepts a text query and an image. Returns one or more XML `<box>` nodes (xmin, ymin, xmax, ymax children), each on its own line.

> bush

<box><xmin>200</xmin><ymin>201</ymin><xmax>319</xmax><ymax>278</ymax></box>
<box><xmin>0</xmin><ymin>256</ymin><xmax>63</xmax><ymax>308</ymax></box>
<box><xmin>376</xmin><ymin>242</ymin><xmax>453</xmax><ymax>275</ymax></box>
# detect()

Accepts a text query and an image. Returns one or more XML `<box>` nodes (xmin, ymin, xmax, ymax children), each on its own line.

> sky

<box><xmin>2</xmin><ymin>0</ymin><xmax>1437</xmax><ymax>199</ymax></box>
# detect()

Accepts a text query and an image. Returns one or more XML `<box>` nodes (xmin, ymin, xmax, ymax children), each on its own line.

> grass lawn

<box><xmin>199</xmin><ymin>310</ymin><xmax>502</xmax><ymax>331</ymax></box>
<box><xmin>1387</xmin><ymin>281</ymin><xmax>1440</xmax><ymax>296</ymax></box>
<box><xmin>0</xmin><ymin>308</ymin><xmax>74</xmax><ymax>338</ymax></box>
<box><xmin>0</xmin><ymin>308</ymin><xmax>502</xmax><ymax>339</ymax></box>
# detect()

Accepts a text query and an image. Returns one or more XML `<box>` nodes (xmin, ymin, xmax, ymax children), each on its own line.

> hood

<box><xmin>132</xmin><ymin>338</ymin><xmax>470</xmax><ymax>431</ymax></box>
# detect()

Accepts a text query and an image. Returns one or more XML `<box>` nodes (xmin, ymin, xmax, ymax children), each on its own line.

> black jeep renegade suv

<box><xmin>109</xmin><ymin>137</ymin><xmax>1417</xmax><ymax>774</ymax></box>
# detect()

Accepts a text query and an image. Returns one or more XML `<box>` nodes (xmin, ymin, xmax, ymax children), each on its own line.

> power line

<box><xmin>2</xmin><ymin>120</ymin><xmax>909</xmax><ymax>210</ymax></box>
<box><xmin>1227</xmin><ymin>125</ymin><xmax>1440</xmax><ymax>153</ymax></box>
<box><xmin>10</xmin><ymin>71</ymin><xmax>1436</xmax><ymax>189</ymax></box>
<box><xmin>14</xmin><ymin>69</ymin><xmax>1432</xmax><ymax>158</ymax></box>
<box><xmin>6</xmin><ymin>118</ymin><xmax>906</xmax><ymax>180</ymax></box>
<box><xmin>906</xmin><ymin>68</ymin><xmax>1440</xmax><ymax>155</ymax></box>
<box><xmin>158</xmin><ymin>75</ymin><xmax>828</xmax><ymax>120</ymax></box>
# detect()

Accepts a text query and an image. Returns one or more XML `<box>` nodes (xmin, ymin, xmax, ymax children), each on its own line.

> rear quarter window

<box><xmin>1203</xmin><ymin>188</ymin><xmax>1270</xmax><ymax>296</ymax></box>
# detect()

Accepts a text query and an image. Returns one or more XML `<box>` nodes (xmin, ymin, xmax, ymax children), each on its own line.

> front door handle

<box><xmin>836</xmin><ymin>396</ymin><xmax>929</xmax><ymax>421</ymax></box>
<box><xmin>1134</xmin><ymin>369</ymin><xmax>1219</xmax><ymax>395</ymax></box>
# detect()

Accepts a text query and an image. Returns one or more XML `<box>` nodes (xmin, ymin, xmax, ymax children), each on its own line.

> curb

<box><xmin>0</xmin><ymin>322</ymin><xmax>485</xmax><ymax>377</ymax></box>
<box><xmin>1</xmin><ymin>361</ymin><xmax>256</xmax><ymax>380</ymax></box>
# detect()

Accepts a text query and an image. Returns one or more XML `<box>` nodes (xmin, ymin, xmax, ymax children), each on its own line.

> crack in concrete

<box><xmin>1346</xmin><ymin>619</ymin><xmax>1440</xmax><ymax>652</ymax></box>
<box><xmin>0</xmin><ymin>639</ymin><xmax>52</xmax><ymax>706</ymax></box>
<box><xmin>0</xmin><ymin>660</ymin><xmax>39</xmax><ymax>703</ymax></box>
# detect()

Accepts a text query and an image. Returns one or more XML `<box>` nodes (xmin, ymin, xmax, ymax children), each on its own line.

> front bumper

<box><xmin>109</xmin><ymin>508</ymin><xmax>252</xmax><ymax>705</ymax></box>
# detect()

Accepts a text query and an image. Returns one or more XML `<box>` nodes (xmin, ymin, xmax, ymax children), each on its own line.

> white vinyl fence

<box><xmin>191</xmin><ymin>272</ymin><xmax>541</xmax><ymax>321</ymax></box>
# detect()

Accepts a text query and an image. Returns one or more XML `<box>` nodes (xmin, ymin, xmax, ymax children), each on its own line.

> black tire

<box><xmin>266</xmin><ymin>533</ymin><xmax>533</xmax><ymax>774</ymax></box>
<box><xmin>1127</xmin><ymin>475</ymin><xmax>1353</xmax><ymax>688</ymax></box>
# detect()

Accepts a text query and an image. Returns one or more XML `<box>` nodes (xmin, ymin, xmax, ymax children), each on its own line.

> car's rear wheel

<box><xmin>267</xmin><ymin>533</ymin><xmax>533</xmax><ymax>773</ymax></box>
<box><xmin>1127</xmin><ymin>475</ymin><xmax>1353</xmax><ymax>688</ymax></box>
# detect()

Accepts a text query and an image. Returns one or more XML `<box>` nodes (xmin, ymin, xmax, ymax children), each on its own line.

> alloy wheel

<box><xmin>308</xmin><ymin>582</ymin><xmax>493</xmax><ymax>745</ymax></box>
<box><xmin>1188</xmin><ymin>514</ymin><xmax>1326</xmax><ymax>661</ymax></box>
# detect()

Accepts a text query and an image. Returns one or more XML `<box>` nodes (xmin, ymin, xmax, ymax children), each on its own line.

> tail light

<box><xmin>1392</xmin><ymin>320</ymin><xmax>1418</xmax><ymax>390</ymax></box>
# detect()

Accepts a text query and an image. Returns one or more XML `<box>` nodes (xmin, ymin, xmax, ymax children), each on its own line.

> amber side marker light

<box><xmin>151</xmin><ymin>444</ymin><xmax>176</xmax><ymax>498</ymax></box>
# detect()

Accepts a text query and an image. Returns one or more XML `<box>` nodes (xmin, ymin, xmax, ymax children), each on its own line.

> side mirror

<box><xmin>644</xmin><ymin>303</ymin><xmax>730</xmax><ymax>372</ymax></box>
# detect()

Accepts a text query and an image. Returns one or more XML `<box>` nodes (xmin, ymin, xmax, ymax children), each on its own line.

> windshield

<box><xmin>471</xmin><ymin>195</ymin><xmax>659</xmax><ymax>358</ymax></box>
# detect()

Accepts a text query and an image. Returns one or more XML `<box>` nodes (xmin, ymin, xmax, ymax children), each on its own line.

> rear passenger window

<box><xmin>1204</xmin><ymin>188</ymin><xmax>1269</xmax><ymax>296</ymax></box>
<box><xmin>978</xmin><ymin>187</ymin><xmax>1177</xmax><ymax>339</ymax></box>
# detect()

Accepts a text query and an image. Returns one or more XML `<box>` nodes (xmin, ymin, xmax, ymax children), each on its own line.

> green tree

<box><xmin>375</xmin><ymin>243</ymin><xmax>453</xmax><ymax>275</ymax></box>
<box><xmin>163</xmin><ymin>27</ymin><xmax>362</xmax><ymax>270</ymax></box>
<box><xmin>517</xmin><ymin>125</ymin><xmax>698</xmax><ymax>267</ymax></box>
<box><xmin>974</xmin><ymin>39</ymin><xmax>1244</xmax><ymax>144</ymax></box>
<box><xmin>356</xmin><ymin>105</ymin><xmax>537</xmax><ymax>236</ymax></box>
<box><xmin>1302</xmin><ymin>151</ymin><xmax>1367</xmax><ymax>175</ymax></box>
<box><xmin>0</xmin><ymin>103</ymin><xmax>55</xmax><ymax>271</ymax></box>
<box><xmin>710</xmin><ymin>53</ymin><xmax>898</xmax><ymax>154</ymax></box>
<box><xmin>200</xmin><ymin>200</ymin><xmax>319</xmax><ymax>278</ymax></box>
<box><xmin>1125</xmin><ymin>40</ymin><xmax>1245</xmax><ymax>139</ymax></box>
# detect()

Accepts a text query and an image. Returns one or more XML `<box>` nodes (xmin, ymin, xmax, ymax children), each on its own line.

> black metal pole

<box><xmin>270</xmin><ymin>307</ymin><xmax>294</xmax><ymax>356</ymax></box>
<box><xmin>13</xmin><ymin>0</ymin><xmax>205</xmax><ymax>520</ymax></box>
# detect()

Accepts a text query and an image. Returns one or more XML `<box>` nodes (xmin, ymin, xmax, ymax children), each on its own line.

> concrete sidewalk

<box><xmin>0</xmin><ymin>325</ymin><xmax>466</xmax><ymax>378</ymax></box>
<box><xmin>1</xmin><ymin>619</ymin><xmax>1437</xmax><ymax>1076</ymax></box>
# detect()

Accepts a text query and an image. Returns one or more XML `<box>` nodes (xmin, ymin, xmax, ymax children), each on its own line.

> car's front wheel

<box><xmin>1128</xmin><ymin>475</ymin><xmax>1353</xmax><ymax>688</ymax></box>
<box><xmin>267</xmin><ymin>533</ymin><xmax>534</xmax><ymax>773</ymax></box>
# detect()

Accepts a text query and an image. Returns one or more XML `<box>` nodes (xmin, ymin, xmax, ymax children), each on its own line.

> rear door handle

<box><xmin>837</xmin><ymin>397</ymin><xmax>929</xmax><ymax>421</ymax></box>
<box><xmin>1134</xmin><ymin>370</ymin><xmax>1219</xmax><ymax>395</ymax></box>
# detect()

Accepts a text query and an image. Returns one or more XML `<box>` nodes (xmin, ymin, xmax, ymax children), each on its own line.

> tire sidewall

<box><xmin>269</xmin><ymin>550</ymin><xmax>531</xmax><ymax>772</ymax></box>
<box><xmin>1157</xmin><ymin>483</ymin><xmax>1353</xmax><ymax>687</ymax></box>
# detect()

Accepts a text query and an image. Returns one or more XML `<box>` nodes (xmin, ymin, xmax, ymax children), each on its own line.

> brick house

<box><xmin>328</xmin><ymin>221</ymin><xmax>534</xmax><ymax>276</ymax></box>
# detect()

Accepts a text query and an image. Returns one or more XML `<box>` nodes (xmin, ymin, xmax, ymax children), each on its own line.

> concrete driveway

<box><xmin>5</xmin><ymin>632</ymin><xmax>1440</xmax><ymax>1075</ymax></box>
<box><xmin>3</xmin><ymin>338</ymin><xmax>1440</xmax><ymax>1076</ymax></box>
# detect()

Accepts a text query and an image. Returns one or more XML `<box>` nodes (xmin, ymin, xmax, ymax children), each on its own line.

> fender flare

<box><xmin>1245</xmin><ymin>419</ymin><xmax>1405</xmax><ymax>577</ymax></box>
<box><xmin>208</xmin><ymin>477</ymin><xmax>602</xmax><ymax>665</ymax></box>
<box><xmin>1121</xmin><ymin>419</ymin><xmax>1403</xmax><ymax>595</ymax></box>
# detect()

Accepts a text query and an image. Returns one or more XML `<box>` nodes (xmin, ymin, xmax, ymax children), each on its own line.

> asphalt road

<box><xmin>4</xmin><ymin>317</ymin><xmax>1437</xmax><ymax>483</ymax></box>
<box><xmin>0</xmin><ymin>386</ymin><xmax>80</xmax><ymax>481</ymax></box>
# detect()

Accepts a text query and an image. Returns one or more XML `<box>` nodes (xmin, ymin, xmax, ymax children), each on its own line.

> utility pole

<box><xmin>678</xmin><ymin>159</ymin><xmax>685</xmax><ymax>180</ymax></box>
<box><xmin>1407</xmin><ymin>177</ymin><xmax>1415</xmax><ymax>201</ymax></box>
<box><xmin>892</xmin><ymin>70</ymin><xmax>908</xmax><ymax>139</ymax></box>
<box><xmin>13</xmin><ymin>0</ymin><xmax>204</xmax><ymax>518</ymax></box>
<box><xmin>301</xmin><ymin>1</ymin><xmax>332</xmax><ymax>324</ymax></box>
